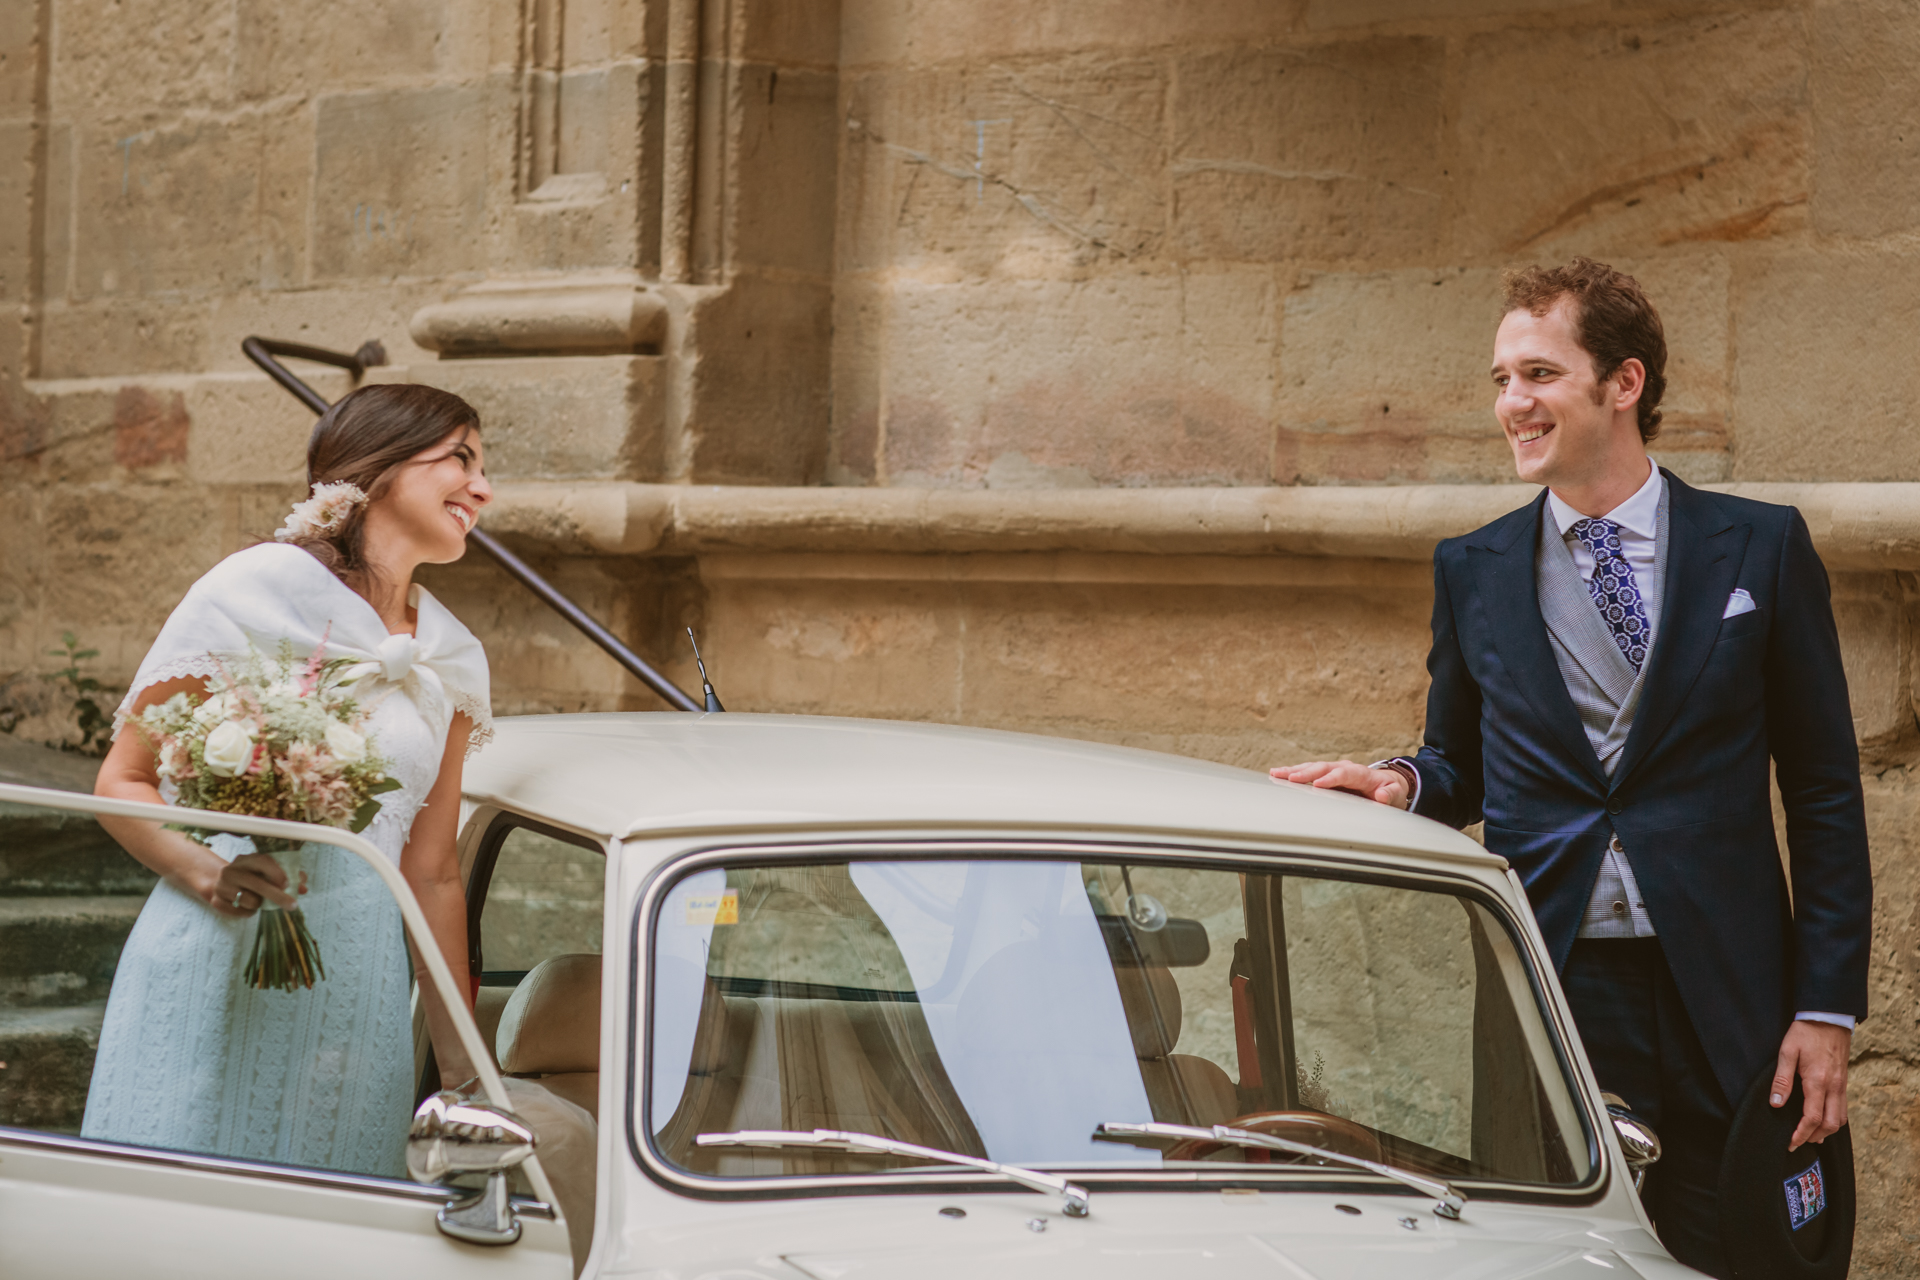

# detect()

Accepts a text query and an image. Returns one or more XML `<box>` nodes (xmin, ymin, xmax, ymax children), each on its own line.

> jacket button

<box><xmin>1611</xmin><ymin>900</ymin><xmax>1628</xmax><ymax>916</ymax></box>
<box><xmin>1606</xmin><ymin>798</ymin><xmax>1623</xmax><ymax>815</ymax></box>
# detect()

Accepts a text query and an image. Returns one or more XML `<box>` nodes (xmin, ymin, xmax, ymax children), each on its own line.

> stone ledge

<box><xmin>479</xmin><ymin>481</ymin><xmax>1920</xmax><ymax>569</ymax></box>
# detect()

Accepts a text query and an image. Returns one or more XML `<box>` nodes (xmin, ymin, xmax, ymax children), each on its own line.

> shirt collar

<box><xmin>1546</xmin><ymin>458</ymin><xmax>1662</xmax><ymax>538</ymax></box>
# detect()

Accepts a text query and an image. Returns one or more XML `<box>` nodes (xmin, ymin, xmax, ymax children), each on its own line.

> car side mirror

<box><xmin>1600</xmin><ymin>1091</ymin><xmax>1662</xmax><ymax>1191</ymax></box>
<box><xmin>408</xmin><ymin>1090</ymin><xmax>538</xmax><ymax>1245</ymax></box>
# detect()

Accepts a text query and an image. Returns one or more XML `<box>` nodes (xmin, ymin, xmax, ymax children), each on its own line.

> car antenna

<box><xmin>686</xmin><ymin>628</ymin><xmax>725</xmax><ymax>713</ymax></box>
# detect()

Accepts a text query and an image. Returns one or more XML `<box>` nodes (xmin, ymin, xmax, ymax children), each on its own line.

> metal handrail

<box><xmin>243</xmin><ymin>336</ymin><xmax>703</xmax><ymax>712</ymax></box>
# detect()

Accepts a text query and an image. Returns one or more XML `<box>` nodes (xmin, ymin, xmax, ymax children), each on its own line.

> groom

<box><xmin>1275</xmin><ymin>259</ymin><xmax>1872</xmax><ymax>1277</ymax></box>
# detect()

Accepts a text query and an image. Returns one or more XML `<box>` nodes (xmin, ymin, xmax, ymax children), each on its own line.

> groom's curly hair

<box><xmin>1502</xmin><ymin>257</ymin><xmax>1668</xmax><ymax>443</ymax></box>
<box><xmin>292</xmin><ymin>383</ymin><xmax>482</xmax><ymax>589</ymax></box>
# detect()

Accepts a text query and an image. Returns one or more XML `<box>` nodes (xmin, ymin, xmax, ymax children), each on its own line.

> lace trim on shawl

<box><xmin>111</xmin><ymin>656</ymin><xmax>225</xmax><ymax>738</ymax></box>
<box><xmin>452</xmin><ymin>688</ymin><xmax>494</xmax><ymax>759</ymax></box>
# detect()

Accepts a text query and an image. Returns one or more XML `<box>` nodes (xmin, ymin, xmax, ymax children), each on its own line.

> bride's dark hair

<box><xmin>288</xmin><ymin>383</ymin><xmax>481</xmax><ymax>587</ymax></box>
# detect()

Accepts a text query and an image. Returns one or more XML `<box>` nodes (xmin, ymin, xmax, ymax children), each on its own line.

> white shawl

<box><xmin>114</xmin><ymin>543</ymin><xmax>492</xmax><ymax>755</ymax></box>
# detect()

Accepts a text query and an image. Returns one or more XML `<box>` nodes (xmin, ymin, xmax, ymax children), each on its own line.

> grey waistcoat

<box><xmin>1533</xmin><ymin>484</ymin><xmax>1670</xmax><ymax>938</ymax></box>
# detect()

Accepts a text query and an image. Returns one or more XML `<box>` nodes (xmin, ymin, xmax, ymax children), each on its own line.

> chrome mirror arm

<box><xmin>1599</xmin><ymin>1093</ymin><xmax>1662</xmax><ymax>1192</ymax></box>
<box><xmin>697</xmin><ymin>1129</ymin><xmax>1091</xmax><ymax>1218</ymax></box>
<box><xmin>408</xmin><ymin>1091</ymin><xmax>538</xmax><ymax>1246</ymax></box>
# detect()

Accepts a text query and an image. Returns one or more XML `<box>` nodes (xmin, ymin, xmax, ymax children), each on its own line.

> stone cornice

<box><xmin>479</xmin><ymin>481</ymin><xmax>1920</xmax><ymax>570</ymax></box>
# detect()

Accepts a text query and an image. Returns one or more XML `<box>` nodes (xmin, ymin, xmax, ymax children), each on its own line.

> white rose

<box><xmin>191</xmin><ymin>692</ymin><xmax>230</xmax><ymax>727</ymax></box>
<box><xmin>202</xmin><ymin>720</ymin><xmax>255</xmax><ymax>777</ymax></box>
<box><xmin>324</xmin><ymin>722</ymin><xmax>367</xmax><ymax>764</ymax></box>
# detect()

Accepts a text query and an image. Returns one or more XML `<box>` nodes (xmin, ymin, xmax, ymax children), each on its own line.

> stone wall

<box><xmin>1</xmin><ymin>0</ymin><xmax>1916</xmax><ymax>1269</ymax></box>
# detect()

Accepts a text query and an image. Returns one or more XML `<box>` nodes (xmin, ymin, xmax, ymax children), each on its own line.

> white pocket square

<box><xmin>1722</xmin><ymin>588</ymin><xmax>1758</xmax><ymax>619</ymax></box>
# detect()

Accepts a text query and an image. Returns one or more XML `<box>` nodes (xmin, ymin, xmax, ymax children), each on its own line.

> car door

<box><xmin>0</xmin><ymin>783</ymin><xmax>574</xmax><ymax>1280</ymax></box>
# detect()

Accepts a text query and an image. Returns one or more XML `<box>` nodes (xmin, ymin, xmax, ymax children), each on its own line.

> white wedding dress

<box><xmin>81</xmin><ymin>543</ymin><xmax>490</xmax><ymax>1178</ymax></box>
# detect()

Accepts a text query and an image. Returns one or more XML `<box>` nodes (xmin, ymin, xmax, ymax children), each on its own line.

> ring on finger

<box><xmin>232</xmin><ymin>889</ymin><xmax>247</xmax><ymax>910</ymax></box>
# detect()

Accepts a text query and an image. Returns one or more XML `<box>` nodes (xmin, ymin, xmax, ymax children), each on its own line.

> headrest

<box><xmin>497</xmin><ymin>953</ymin><xmax>601</xmax><ymax>1076</ymax></box>
<box><xmin>1112</xmin><ymin>964</ymin><xmax>1182</xmax><ymax>1059</ymax></box>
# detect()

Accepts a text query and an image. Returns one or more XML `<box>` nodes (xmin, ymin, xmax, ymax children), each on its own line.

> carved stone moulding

<box><xmin>411</xmin><ymin>274</ymin><xmax>668</xmax><ymax>359</ymax></box>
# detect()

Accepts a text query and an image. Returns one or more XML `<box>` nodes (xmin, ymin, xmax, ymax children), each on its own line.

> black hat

<box><xmin>1719</xmin><ymin>1064</ymin><xmax>1854</xmax><ymax>1279</ymax></box>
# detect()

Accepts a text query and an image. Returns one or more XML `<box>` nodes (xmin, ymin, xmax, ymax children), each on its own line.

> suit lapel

<box><xmin>1611</xmin><ymin>472</ymin><xmax>1750</xmax><ymax>788</ymax></box>
<box><xmin>1475</xmin><ymin>493</ymin><xmax>1608</xmax><ymax>786</ymax></box>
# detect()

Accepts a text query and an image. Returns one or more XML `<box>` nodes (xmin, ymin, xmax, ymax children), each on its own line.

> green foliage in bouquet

<box><xmin>133</xmin><ymin>636</ymin><xmax>400</xmax><ymax>990</ymax></box>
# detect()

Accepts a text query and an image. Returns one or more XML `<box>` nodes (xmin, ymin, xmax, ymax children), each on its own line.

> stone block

<box><xmin>233</xmin><ymin>0</ymin><xmax>451</xmax><ymax>101</ymax></box>
<box><xmin>34</xmin><ymin>482</ymin><xmax>244</xmax><ymax>668</ymax></box>
<box><xmin>416</xmin><ymin>551</ymin><xmax>697</xmax><ymax>714</ymax></box>
<box><xmin>841</xmin><ymin>57</ymin><xmax>1168</xmax><ymax>276</ymax></box>
<box><xmin>1858</xmin><ymin>767</ymin><xmax>1920</xmax><ymax>1064</ymax></box>
<box><xmin>368</xmin><ymin>355</ymin><xmax>667</xmax><ymax>482</ymax></box>
<box><xmin>1170</xmin><ymin>38</ymin><xmax>1445</xmax><ymax>266</ymax></box>
<box><xmin>1849</xmin><ymin>1053</ymin><xmax>1920</xmax><ymax>1280</ymax></box>
<box><xmin>839</xmin><ymin>0</ymin><xmax>1302</xmax><ymax>67</ymax></box>
<box><xmin>1732</xmin><ymin>247</ymin><xmax>1920</xmax><ymax>483</ymax></box>
<box><xmin>1279</xmin><ymin>267</ymin><xmax>1503</xmax><ymax>484</ymax></box>
<box><xmin>1306</xmin><ymin>0</ymin><xmax>1574</xmax><ymax>26</ymax></box>
<box><xmin>828</xmin><ymin>278</ymin><xmax>884</xmax><ymax>484</ymax></box>
<box><xmin>312</xmin><ymin>83</ymin><xmax>490</xmax><ymax>282</ymax></box>
<box><xmin>51</xmin><ymin>0</ymin><xmax>234</xmax><ymax>113</ymax></box>
<box><xmin>1455</xmin><ymin>12</ymin><xmax>1808</xmax><ymax>257</ymax></box>
<box><xmin>71</xmin><ymin>105</ymin><xmax>310</xmax><ymax>299</ymax></box>
<box><xmin>0</xmin><ymin>2</ymin><xmax>37</xmax><ymax>117</ymax></box>
<box><xmin>1830</xmin><ymin>572</ymin><xmax>1912</xmax><ymax>759</ymax></box>
<box><xmin>729</xmin><ymin>63</ymin><xmax>838</xmax><ymax>278</ymax></box>
<box><xmin>203</xmin><ymin>283</ymin><xmax>451</xmax><ymax>372</ymax></box>
<box><xmin>1811</xmin><ymin>0</ymin><xmax>1920</xmax><ymax>239</ymax></box>
<box><xmin>37</xmin><ymin>296</ymin><xmax>206</xmax><ymax>379</ymax></box>
<box><xmin>0</xmin><ymin>123</ymin><xmax>33</xmax><ymax>300</ymax></box>
<box><xmin>737</xmin><ymin>0</ymin><xmax>843</xmax><ymax>67</ymax></box>
<box><xmin>1278</xmin><ymin>253</ymin><xmax>1732</xmax><ymax>485</ymax></box>
<box><xmin>879</xmin><ymin>271</ymin><xmax>1273</xmax><ymax>488</ymax></box>
<box><xmin>685</xmin><ymin>275</ymin><xmax>832</xmax><ymax>485</ymax></box>
<box><xmin>185</xmin><ymin>370</ymin><xmax>354</xmax><ymax>485</ymax></box>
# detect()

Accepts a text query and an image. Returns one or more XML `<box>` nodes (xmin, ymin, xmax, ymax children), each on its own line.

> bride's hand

<box><xmin>204</xmin><ymin>852</ymin><xmax>300</xmax><ymax>916</ymax></box>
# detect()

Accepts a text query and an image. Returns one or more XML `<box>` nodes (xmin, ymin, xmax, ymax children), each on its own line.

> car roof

<box><xmin>463</xmin><ymin>713</ymin><xmax>1503</xmax><ymax>870</ymax></box>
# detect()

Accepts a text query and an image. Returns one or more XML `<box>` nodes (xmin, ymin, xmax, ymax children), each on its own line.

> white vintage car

<box><xmin>0</xmin><ymin>713</ymin><xmax>1689</xmax><ymax>1278</ymax></box>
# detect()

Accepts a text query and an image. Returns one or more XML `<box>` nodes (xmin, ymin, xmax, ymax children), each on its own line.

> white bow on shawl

<box><xmin>113</xmin><ymin>543</ymin><xmax>493</xmax><ymax>755</ymax></box>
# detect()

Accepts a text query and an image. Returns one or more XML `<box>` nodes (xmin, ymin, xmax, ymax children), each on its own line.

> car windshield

<box><xmin>645</xmin><ymin>856</ymin><xmax>1590</xmax><ymax>1188</ymax></box>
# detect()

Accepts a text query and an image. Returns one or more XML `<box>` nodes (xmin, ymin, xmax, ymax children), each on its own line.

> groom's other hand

<box><xmin>1271</xmin><ymin>760</ymin><xmax>1410</xmax><ymax>810</ymax></box>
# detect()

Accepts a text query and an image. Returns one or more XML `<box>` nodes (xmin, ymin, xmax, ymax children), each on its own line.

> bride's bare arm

<box><xmin>94</xmin><ymin>676</ymin><xmax>295</xmax><ymax>915</ymax></box>
<box><xmin>401</xmin><ymin>712</ymin><xmax>478</xmax><ymax>1088</ymax></box>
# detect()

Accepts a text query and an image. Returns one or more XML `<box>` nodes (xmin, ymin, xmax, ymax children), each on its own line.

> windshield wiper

<box><xmin>696</xmin><ymin>1128</ymin><xmax>1091</xmax><ymax>1218</ymax></box>
<box><xmin>1093</xmin><ymin>1121</ymin><xmax>1465</xmax><ymax>1220</ymax></box>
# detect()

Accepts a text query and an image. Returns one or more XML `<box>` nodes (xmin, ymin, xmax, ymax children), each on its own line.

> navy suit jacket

<box><xmin>1411</xmin><ymin>470</ymin><xmax>1872</xmax><ymax>1102</ymax></box>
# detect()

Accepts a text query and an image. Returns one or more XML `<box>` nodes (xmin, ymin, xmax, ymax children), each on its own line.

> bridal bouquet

<box><xmin>132</xmin><ymin>636</ymin><xmax>400</xmax><ymax>991</ymax></box>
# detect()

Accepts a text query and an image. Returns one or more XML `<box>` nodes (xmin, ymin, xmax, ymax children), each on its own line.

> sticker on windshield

<box><xmin>1784</xmin><ymin>1159</ymin><xmax>1826</xmax><ymax>1230</ymax></box>
<box><xmin>685</xmin><ymin>890</ymin><xmax>739</xmax><ymax>926</ymax></box>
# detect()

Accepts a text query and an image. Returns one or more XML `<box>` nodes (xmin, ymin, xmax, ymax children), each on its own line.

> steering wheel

<box><xmin>1164</xmin><ymin>1110</ymin><xmax>1385</xmax><ymax>1164</ymax></box>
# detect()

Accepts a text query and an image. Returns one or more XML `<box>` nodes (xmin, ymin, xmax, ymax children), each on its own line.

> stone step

<box><xmin>0</xmin><ymin>1003</ymin><xmax>104</xmax><ymax>1133</ymax></box>
<box><xmin>0</xmin><ymin>896</ymin><xmax>145</xmax><ymax>1007</ymax></box>
<box><xmin>0</xmin><ymin>736</ymin><xmax>156</xmax><ymax>897</ymax></box>
<box><xmin>0</xmin><ymin>806</ymin><xmax>156</xmax><ymax>895</ymax></box>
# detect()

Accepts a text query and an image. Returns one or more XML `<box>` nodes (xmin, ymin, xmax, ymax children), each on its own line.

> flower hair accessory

<box><xmin>273</xmin><ymin>482</ymin><xmax>368</xmax><ymax>543</ymax></box>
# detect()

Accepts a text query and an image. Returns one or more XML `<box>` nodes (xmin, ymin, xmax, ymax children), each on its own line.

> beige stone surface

<box><xmin>1732</xmin><ymin>245</ymin><xmax>1920</xmax><ymax>482</ymax></box>
<box><xmin>1454</xmin><ymin>11</ymin><xmax>1810</xmax><ymax>257</ymax></box>
<box><xmin>1810</xmin><ymin>0</ymin><xmax>1920</xmax><ymax>239</ymax></box>
<box><xmin>369</xmin><ymin>355</ymin><xmax>667</xmax><ymax>481</ymax></box>
<box><xmin>1171</xmin><ymin>38</ymin><xmax>1447</xmax><ymax>266</ymax></box>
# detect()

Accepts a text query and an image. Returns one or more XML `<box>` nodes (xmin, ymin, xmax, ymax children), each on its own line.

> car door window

<box><xmin>476</xmin><ymin>824</ymin><xmax>605</xmax><ymax>977</ymax></box>
<box><xmin>0</xmin><ymin>783</ymin><xmax>571</xmax><ymax>1280</ymax></box>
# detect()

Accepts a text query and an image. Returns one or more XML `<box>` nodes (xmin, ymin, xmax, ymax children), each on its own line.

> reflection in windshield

<box><xmin>647</xmin><ymin>857</ymin><xmax>1588</xmax><ymax>1186</ymax></box>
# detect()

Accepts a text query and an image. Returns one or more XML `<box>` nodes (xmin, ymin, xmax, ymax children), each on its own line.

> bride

<box><xmin>85</xmin><ymin>383</ymin><xmax>494</xmax><ymax>1178</ymax></box>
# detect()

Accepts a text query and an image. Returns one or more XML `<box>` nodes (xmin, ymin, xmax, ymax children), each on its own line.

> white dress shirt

<box><xmin>1393</xmin><ymin>459</ymin><xmax>1851</xmax><ymax>1031</ymax></box>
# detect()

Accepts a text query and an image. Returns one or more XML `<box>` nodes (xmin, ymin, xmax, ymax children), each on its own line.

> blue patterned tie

<box><xmin>1569</xmin><ymin>517</ymin><xmax>1651</xmax><ymax>671</ymax></box>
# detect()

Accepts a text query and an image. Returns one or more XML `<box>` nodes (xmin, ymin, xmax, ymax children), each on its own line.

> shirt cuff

<box><xmin>1370</xmin><ymin>758</ymin><xmax>1421</xmax><ymax>811</ymax></box>
<box><xmin>1795</xmin><ymin>1011</ymin><xmax>1856</xmax><ymax>1032</ymax></box>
